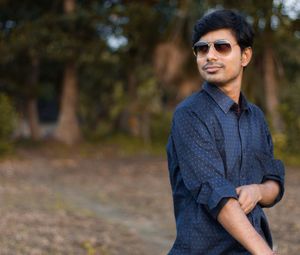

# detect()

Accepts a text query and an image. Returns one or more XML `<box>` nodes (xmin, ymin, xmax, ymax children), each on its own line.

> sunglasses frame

<box><xmin>192</xmin><ymin>39</ymin><xmax>238</xmax><ymax>57</ymax></box>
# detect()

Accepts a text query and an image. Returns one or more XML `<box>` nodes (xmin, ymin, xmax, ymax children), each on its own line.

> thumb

<box><xmin>236</xmin><ymin>187</ymin><xmax>241</xmax><ymax>195</ymax></box>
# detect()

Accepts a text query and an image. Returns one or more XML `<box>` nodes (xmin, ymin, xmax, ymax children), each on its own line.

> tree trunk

<box><xmin>127</xmin><ymin>72</ymin><xmax>140</xmax><ymax>137</ymax></box>
<box><xmin>54</xmin><ymin>0</ymin><xmax>81</xmax><ymax>145</ymax></box>
<box><xmin>263</xmin><ymin>46</ymin><xmax>284</xmax><ymax>132</ymax></box>
<box><xmin>27</xmin><ymin>56</ymin><xmax>41</xmax><ymax>140</ymax></box>
<box><xmin>54</xmin><ymin>62</ymin><xmax>81</xmax><ymax>145</ymax></box>
<box><xmin>27</xmin><ymin>98</ymin><xmax>40</xmax><ymax>140</ymax></box>
<box><xmin>64</xmin><ymin>0</ymin><xmax>75</xmax><ymax>13</ymax></box>
<box><xmin>141</xmin><ymin>111</ymin><xmax>150</xmax><ymax>144</ymax></box>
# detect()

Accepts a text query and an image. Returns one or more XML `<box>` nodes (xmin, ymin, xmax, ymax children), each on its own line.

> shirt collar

<box><xmin>202</xmin><ymin>82</ymin><xmax>250</xmax><ymax>114</ymax></box>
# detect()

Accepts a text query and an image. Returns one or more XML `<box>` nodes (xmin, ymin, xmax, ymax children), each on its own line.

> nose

<box><xmin>206</xmin><ymin>44</ymin><xmax>218</xmax><ymax>61</ymax></box>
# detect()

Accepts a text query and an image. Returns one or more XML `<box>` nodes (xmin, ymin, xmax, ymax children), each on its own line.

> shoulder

<box><xmin>248</xmin><ymin>103</ymin><xmax>266</xmax><ymax>120</ymax></box>
<box><xmin>173</xmin><ymin>90</ymin><xmax>212</xmax><ymax>122</ymax></box>
<box><xmin>247</xmin><ymin>103</ymin><xmax>270</xmax><ymax>133</ymax></box>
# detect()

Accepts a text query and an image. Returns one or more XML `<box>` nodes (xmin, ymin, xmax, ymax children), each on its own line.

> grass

<box><xmin>1</xmin><ymin>135</ymin><xmax>299</xmax><ymax>167</ymax></box>
<box><xmin>98</xmin><ymin>133</ymin><xmax>167</xmax><ymax>156</ymax></box>
<box><xmin>2</xmin><ymin>134</ymin><xmax>167</xmax><ymax>160</ymax></box>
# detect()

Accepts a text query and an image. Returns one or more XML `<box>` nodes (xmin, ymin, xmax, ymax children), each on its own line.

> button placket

<box><xmin>238</xmin><ymin>112</ymin><xmax>247</xmax><ymax>185</ymax></box>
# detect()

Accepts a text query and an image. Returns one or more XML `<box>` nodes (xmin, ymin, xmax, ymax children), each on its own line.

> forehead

<box><xmin>199</xmin><ymin>28</ymin><xmax>237</xmax><ymax>43</ymax></box>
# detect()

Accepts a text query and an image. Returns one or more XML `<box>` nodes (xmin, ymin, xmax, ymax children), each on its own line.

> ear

<box><xmin>241</xmin><ymin>47</ymin><xmax>252</xmax><ymax>67</ymax></box>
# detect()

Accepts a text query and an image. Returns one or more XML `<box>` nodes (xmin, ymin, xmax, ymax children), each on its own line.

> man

<box><xmin>166</xmin><ymin>9</ymin><xmax>285</xmax><ymax>255</ymax></box>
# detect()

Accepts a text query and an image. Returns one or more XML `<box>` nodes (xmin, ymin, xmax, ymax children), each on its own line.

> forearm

<box><xmin>217</xmin><ymin>198</ymin><xmax>273</xmax><ymax>255</ymax></box>
<box><xmin>258</xmin><ymin>180</ymin><xmax>280</xmax><ymax>207</ymax></box>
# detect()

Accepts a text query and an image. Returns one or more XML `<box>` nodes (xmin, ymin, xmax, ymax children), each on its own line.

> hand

<box><xmin>236</xmin><ymin>184</ymin><xmax>262</xmax><ymax>214</ymax></box>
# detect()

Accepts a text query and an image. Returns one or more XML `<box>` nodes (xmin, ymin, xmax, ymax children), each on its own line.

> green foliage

<box><xmin>280</xmin><ymin>81</ymin><xmax>300</xmax><ymax>153</ymax></box>
<box><xmin>0</xmin><ymin>0</ymin><xmax>299</xmax><ymax>163</ymax></box>
<box><xmin>150</xmin><ymin>111</ymin><xmax>172</xmax><ymax>144</ymax></box>
<box><xmin>0</xmin><ymin>94</ymin><xmax>16</xmax><ymax>155</ymax></box>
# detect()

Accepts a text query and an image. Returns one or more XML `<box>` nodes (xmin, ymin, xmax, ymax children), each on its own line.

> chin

<box><xmin>200</xmin><ymin>72</ymin><xmax>221</xmax><ymax>83</ymax></box>
<box><xmin>204</xmin><ymin>77</ymin><xmax>225</xmax><ymax>85</ymax></box>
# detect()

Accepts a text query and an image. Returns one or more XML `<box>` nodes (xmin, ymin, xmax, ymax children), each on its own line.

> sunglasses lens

<box><xmin>193</xmin><ymin>40</ymin><xmax>234</xmax><ymax>57</ymax></box>
<box><xmin>193</xmin><ymin>43</ymin><xmax>209</xmax><ymax>56</ymax></box>
<box><xmin>214</xmin><ymin>42</ymin><xmax>232</xmax><ymax>54</ymax></box>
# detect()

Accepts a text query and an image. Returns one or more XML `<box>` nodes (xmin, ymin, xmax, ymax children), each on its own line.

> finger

<box><xmin>236</xmin><ymin>187</ymin><xmax>241</xmax><ymax>194</ymax></box>
<box><xmin>241</xmin><ymin>201</ymin><xmax>249</xmax><ymax>212</ymax></box>
<box><xmin>241</xmin><ymin>206</ymin><xmax>248</xmax><ymax>214</ymax></box>
<box><xmin>238</xmin><ymin>190</ymin><xmax>248</xmax><ymax>206</ymax></box>
<box><xmin>244</xmin><ymin>205</ymin><xmax>253</xmax><ymax>214</ymax></box>
<box><xmin>242</xmin><ymin>203</ymin><xmax>251</xmax><ymax>214</ymax></box>
<box><xmin>245</xmin><ymin>202</ymin><xmax>256</xmax><ymax>214</ymax></box>
<box><xmin>240</xmin><ymin>196</ymin><xmax>252</xmax><ymax>212</ymax></box>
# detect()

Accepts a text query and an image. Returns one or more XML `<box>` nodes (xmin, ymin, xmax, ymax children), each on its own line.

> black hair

<box><xmin>192</xmin><ymin>9</ymin><xmax>254</xmax><ymax>50</ymax></box>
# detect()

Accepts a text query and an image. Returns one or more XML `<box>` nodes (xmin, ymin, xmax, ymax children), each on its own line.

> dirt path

<box><xmin>0</xmin><ymin>152</ymin><xmax>299</xmax><ymax>254</ymax></box>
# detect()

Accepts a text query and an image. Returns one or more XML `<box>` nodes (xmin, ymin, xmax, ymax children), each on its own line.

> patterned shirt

<box><xmin>166</xmin><ymin>82</ymin><xmax>285</xmax><ymax>254</ymax></box>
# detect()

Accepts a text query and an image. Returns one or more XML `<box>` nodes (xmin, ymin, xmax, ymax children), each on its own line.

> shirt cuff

<box><xmin>261</xmin><ymin>158</ymin><xmax>285</xmax><ymax>207</ymax></box>
<box><xmin>196</xmin><ymin>178</ymin><xmax>238</xmax><ymax>219</ymax></box>
<box><xmin>210</xmin><ymin>197</ymin><xmax>230</xmax><ymax>219</ymax></box>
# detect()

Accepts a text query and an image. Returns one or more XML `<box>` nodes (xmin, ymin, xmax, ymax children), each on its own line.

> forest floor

<box><xmin>0</xmin><ymin>145</ymin><xmax>299</xmax><ymax>255</ymax></box>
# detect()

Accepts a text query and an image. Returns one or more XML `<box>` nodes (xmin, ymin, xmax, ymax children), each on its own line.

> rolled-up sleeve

<box><xmin>171</xmin><ymin>108</ymin><xmax>237</xmax><ymax>218</ymax></box>
<box><xmin>261</xmin><ymin>118</ymin><xmax>285</xmax><ymax>207</ymax></box>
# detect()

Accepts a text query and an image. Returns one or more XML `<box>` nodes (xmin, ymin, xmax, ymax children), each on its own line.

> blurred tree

<box><xmin>47</xmin><ymin>1</ymin><xmax>121</xmax><ymax>145</ymax></box>
<box><xmin>0</xmin><ymin>0</ymin><xmax>298</xmax><ymax>155</ymax></box>
<box><xmin>102</xmin><ymin>0</ymin><xmax>178</xmax><ymax>141</ymax></box>
<box><xmin>154</xmin><ymin>0</ymin><xmax>206</xmax><ymax>103</ymax></box>
<box><xmin>251</xmin><ymin>0</ymin><xmax>286</xmax><ymax>133</ymax></box>
<box><xmin>53</xmin><ymin>0</ymin><xmax>81</xmax><ymax>145</ymax></box>
<box><xmin>0</xmin><ymin>0</ymin><xmax>112</xmax><ymax>144</ymax></box>
<box><xmin>108</xmin><ymin>1</ymin><xmax>207</xmax><ymax>141</ymax></box>
<box><xmin>0</xmin><ymin>94</ymin><xmax>16</xmax><ymax>154</ymax></box>
<box><xmin>0</xmin><ymin>1</ymin><xmax>54</xmax><ymax>140</ymax></box>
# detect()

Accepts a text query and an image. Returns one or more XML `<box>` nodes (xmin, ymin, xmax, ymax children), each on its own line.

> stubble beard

<box><xmin>199</xmin><ymin>66</ymin><xmax>243</xmax><ymax>88</ymax></box>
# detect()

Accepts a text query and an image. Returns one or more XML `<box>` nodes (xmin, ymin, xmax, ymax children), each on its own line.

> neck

<box><xmin>214</xmin><ymin>75</ymin><xmax>243</xmax><ymax>104</ymax></box>
<box><xmin>218</xmin><ymin>84</ymin><xmax>241</xmax><ymax>104</ymax></box>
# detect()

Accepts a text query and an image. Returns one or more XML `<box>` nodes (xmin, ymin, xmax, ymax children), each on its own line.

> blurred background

<box><xmin>0</xmin><ymin>0</ymin><xmax>299</xmax><ymax>254</ymax></box>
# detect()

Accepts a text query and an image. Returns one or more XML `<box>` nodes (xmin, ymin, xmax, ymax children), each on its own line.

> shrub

<box><xmin>0</xmin><ymin>94</ymin><xmax>16</xmax><ymax>155</ymax></box>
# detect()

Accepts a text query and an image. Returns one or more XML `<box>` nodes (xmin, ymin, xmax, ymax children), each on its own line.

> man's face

<box><xmin>195</xmin><ymin>28</ymin><xmax>251</xmax><ymax>87</ymax></box>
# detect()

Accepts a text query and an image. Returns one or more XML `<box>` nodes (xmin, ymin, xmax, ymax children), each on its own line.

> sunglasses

<box><xmin>192</xmin><ymin>39</ymin><xmax>238</xmax><ymax>57</ymax></box>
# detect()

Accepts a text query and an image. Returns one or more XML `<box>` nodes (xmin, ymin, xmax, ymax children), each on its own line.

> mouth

<box><xmin>202</xmin><ymin>63</ymin><xmax>224</xmax><ymax>73</ymax></box>
<box><xmin>204</xmin><ymin>66</ymin><xmax>221</xmax><ymax>72</ymax></box>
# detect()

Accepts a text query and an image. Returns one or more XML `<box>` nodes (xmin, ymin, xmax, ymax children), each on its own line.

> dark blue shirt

<box><xmin>166</xmin><ymin>82</ymin><xmax>285</xmax><ymax>255</ymax></box>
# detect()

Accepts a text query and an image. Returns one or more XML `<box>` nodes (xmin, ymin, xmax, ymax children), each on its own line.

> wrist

<box><xmin>249</xmin><ymin>232</ymin><xmax>274</xmax><ymax>255</ymax></box>
<box><xmin>256</xmin><ymin>184</ymin><xmax>263</xmax><ymax>202</ymax></box>
<box><xmin>253</xmin><ymin>249</ymin><xmax>274</xmax><ymax>255</ymax></box>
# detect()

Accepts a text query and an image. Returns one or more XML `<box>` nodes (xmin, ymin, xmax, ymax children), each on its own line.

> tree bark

<box><xmin>27</xmin><ymin>98</ymin><xmax>40</xmax><ymax>140</ymax></box>
<box><xmin>55</xmin><ymin>61</ymin><xmax>81</xmax><ymax>145</ymax></box>
<box><xmin>141</xmin><ymin>111</ymin><xmax>150</xmax><ymax>144</ymax></box>
<box><xmin>64</xmin><ymin>0</ymin><xmax>76</xmax><ymax>13</ymax></box>
<box><xmin>127</xmin><ymin>72</ymin><xmax>140</xmax><ymax>137</ymax></box>
<box><xmin>27</xmin><ymin>56</ymin><xmax>41</xmax><ymax>140</ymax></box>
<box><xmin>54</xmin><ymin>0</ymin><xmax>81</xmax><ymax>145</ymax></box>
<box><xmin>263</xmin><ymin>46</ymin><xmax>284</xmax><ymax>132</ymax></box>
